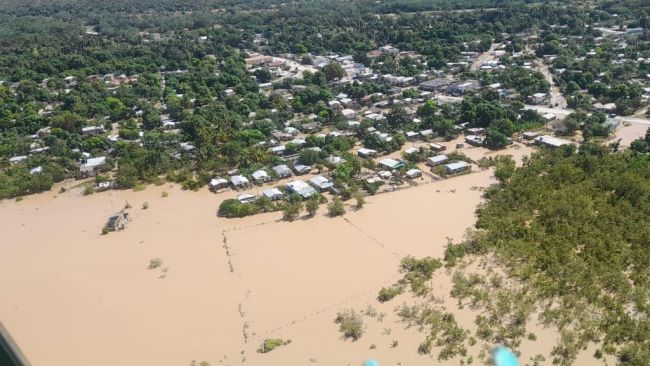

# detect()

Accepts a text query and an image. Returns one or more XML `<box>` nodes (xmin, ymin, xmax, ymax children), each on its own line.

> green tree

<box><xmin>282</xmin><ymin>201</ymin><xmax>302</xmax><ymax>220</ymax></box>
<box><xmin>322</xmin><ymin>63</ymin><xmax>346</xmax><ymax>81</ymax></box>
<box><xmin>328</xmin><ymin>197</ymin><xmax>346</xmax><ymax>217</ymax></box>
<box><xmin>484</xmin><ymin>129</ymin><xmax>508</xmax><ymax>150</ymax></box>
<box><xmin>494</xmin><ymin>155</ymin><xmax>516</xmax><ymax>183</ymax></box>
<box><xmin>305</xmin><ymin>198</ymin><xmax>319</xmax><ymax>216</ymax></box>
<box><xmin>115</xmin><ymin>163</ymin><xmax>139</xmax><ymax>188</ymax></box>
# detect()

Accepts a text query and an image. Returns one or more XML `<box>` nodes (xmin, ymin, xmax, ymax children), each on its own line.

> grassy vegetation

<box><xmin>445</xmin><ymin>145</ymin><xmax>650</xmax><ymax>365</ymax></box>
<box><xmin>149</xmin><ymin>257</ymin><xmax>163</xmax><ymax>269</ymax></box>
<box><xmin>334</xmin><ymin>309</ymin><xmax>364</xmax><ymax>341</ymax></box>
<box><xmin>257</xmin><ymin>338</ymin><xmax>291</xmax><ymax>353</ymax></box>
<box><xmin>82</xmin><ymin>186</ymin><xmax>94</xmax><ymax>196</ymax></box>
<box><xmin>142</xmin><ymin>202</ymin><xmax>149</xmax><ymax>209</ymax></box>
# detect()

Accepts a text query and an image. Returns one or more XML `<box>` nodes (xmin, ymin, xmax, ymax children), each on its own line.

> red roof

<box><xmin>370</xmin><ymin>50</ymin><xmax>382</xmax><ymax>55</ymax></box>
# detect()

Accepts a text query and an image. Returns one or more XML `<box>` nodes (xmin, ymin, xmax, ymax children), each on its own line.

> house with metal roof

<box><xmin>309</xmin><ymin>176</ymin><xmax>334</xmax><ymax>192</ymax></box>
<box><xmin>263</xmin><ymin>188</ymin><xmax>284</xmax><ymax>201</ymax></box>
<box><xmin>273</xmin><ymin>164</ymin><xmax>293</xmax><ymax>179</ymax></box>
<box><xmin>286</xmin><ymin>180</ymin><xmax>317</xmax><ymax>198</ymax></box>
<box><xmin>252</xmin><ymin>170</ymin><xmax>270</xmax><ymax>184</ymax></box>
<box><xmin>445</xmin><ymin>161</ymin><xmax>469</xmax><ymax>174</ymax></box>
<box><xmin>230</xmin><ymin>175</ymin><xmax>250</xmax><ymax>188</ymax></box>
<box><xmin>426</xmin><ymin>155</ymin><xmax>448</xmax><ymax>167</ymax></box>
<box><xmin>378</xmin><ymin>158</ymin><xmax>404</xmax><ymax>170</ymax></box>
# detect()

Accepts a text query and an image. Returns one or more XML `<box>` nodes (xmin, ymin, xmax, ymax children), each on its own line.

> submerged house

<box><xmin>105</xmin><ymin>212</ymin><xmax>131</xmax><ymax>231</ymax></box>
<box><xmin>309</xmin><ymin>176</ymin><xmax>334</xmax><ymax>192</ymax></box>
<box><xmin>230</xmin><ymin>175</ymin><xmax>250</xmax><ymax>189</ymax></box>
<box><xmin>406</xmin><ymin>169</ymin><xmax>423</xmax><ymax>179</ymax></box>
<box><xmin>252</xmin><ymin>170</ymin><xmax>270</xmax><ymax>184</ymax></box>
<box><xmin>378</xmin><ymin>158</ymin><xmax>404</xmax><ymax>170</ymax></box>
<box><xmin>286</xmin><ymin>180</ymin><xmax>317</xmax><ymax>198</ymax></box>
<box><xmin>445</xmin><ymin>161</ymin><xmax>469</xmax><ymax>174</ymax></box>
<box><xmin>263</xmin><ymin>188</ymin><xmax>284</xmax><ymax>201</ymax></box>
<box><xmin>426</xmin><ymin>155</ymin><xmax>448</xmax><ymax>167</ymax></box>
<box><xmin>210</xmin><ymin>177</ymin><xmax>229</xmax><ymax>192</ymax></box>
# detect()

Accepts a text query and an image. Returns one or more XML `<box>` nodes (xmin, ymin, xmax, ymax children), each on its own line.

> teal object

<box><xmin>363</xmin><ymin>359</ymin><xmax>378</xmax><ymax>366</ymax></box>
<box><xmin>492</xmin><ymin>347</ymin><xmax>520</xmax><ymax>366</ymax></box>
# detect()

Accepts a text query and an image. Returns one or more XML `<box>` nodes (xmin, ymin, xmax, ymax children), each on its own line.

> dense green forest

<box><xmin>446</xmin><ymin>146</ymin><xmax>650</xmax><ymax>365</ymax></box>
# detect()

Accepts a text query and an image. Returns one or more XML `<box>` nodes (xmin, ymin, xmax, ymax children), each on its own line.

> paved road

<box><xmin>535</xmin><ymin>59</ymin><xmax>567</xmax><ymax>108</ymax></box>
<box><xmin>470</xmin><ymin>43</ymin><xmax>500</xmax><ymax>71</ymax></box>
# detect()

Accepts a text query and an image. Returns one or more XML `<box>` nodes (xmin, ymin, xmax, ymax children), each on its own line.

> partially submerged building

<box><xmin>105</xmin><ymin>212</ymin><xmax>131</xmax><ymax>231</ymax></box>
<box><xmin>445</xmin><ymin>161</ymin><xmax>469</xmax><ymax>174</ymax></box>
<box><xmin>210</xmin><ymin>177</ymin><xmax>229</xmax><ymax>192</ymax></box>
<box><xmin>309</xmin><ymin>176</ymin><xmax>334</xmax><ymax>192</ymax></box>
<box><xmin>286</xmin><ymin>180</ymin><xmax>317</xmax><ymax>198</ymax></box>
<box><xmin>263</xmin><ymin>188</ymin><xmax>284</xmax><ymax>201</ymax></box>
<box><xmin>426</xmin><ymin>155</ymin><xmax>448</xmax><ymax>167</ymax></box>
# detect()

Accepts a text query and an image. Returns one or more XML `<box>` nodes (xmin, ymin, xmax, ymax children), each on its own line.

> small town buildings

<box><xmin>309</xmin><ymin>176</ymin><xmax>334</xmax><ymax>192</ymax></box>
<box><xmin>420</xmin><ymin>129</ymin><xmax>434</xmax><ymax>138</ymax></box>
<box><xmin>593</xmin><ymin>102</ymin><xmax>617</xmax><ymax>113</ymax></box>
<box><xmin>341</xmin><ymin>109</ymin><xmax>357</xmax><ymax>119</ymax></box>
<box><xmin>210</xmin><ymin>177</ymin><xmax>229</xmax><ymax>192</ymax></box>
<box><xmin>530</xmin><ymin>93</ymin><xmax>548</xmax><ymax>104</ymax></box>
<box><xmin>466</xmin><ymin>127</ymin><xmax>484</xmax><ymax>135</ymax></box>
<box><xmin>230</xmin><ymin>175</ymin><xmax>250</xmax><ymax>188</ymax></box>
<box><xmin>426</xmin><ymin>155</ymin><xmax>449</xmax><ymax>167</ymax></box>
<box><xmin>445</xmin><ymin>161</ymin><xmax>469</xmax><ymax>174</ymax></box>
<box><xmin>286</xmin><ymin>180</ymin><xmax>317</xmax><ymax>198</ymax></box>
<box><xmin>406</xmin><ymin>169</ymin><xmax>423</xmax><ymax>179</ymax></box>
<box><xmin>293</xmin><ymin>164</ymin><xmax>312</xmax><ymax>175</ymax></box>
<box><xmin>378</xmin><ymin>171</ymin><xmax>392</xmax><ymax>179</ymax></box>
<box><xmin>429</xmin><ymin>143</ymin><xmax>447</xmax><ymax>152</ymax></box>
<box><xmin>405</xmin><ymin>131</ymin><xmax>419</xmax><ymax>140</ymax></box>
<box><xmin>82</xmin><ymin>126</ymin><xmax>105</xmax><ymax>136</ymax></box>
<box><xmin>9</xmin><ymin>156</ymin><xmax>27</xmax><ymax>164</ymax></box>
<box><xmin>252</xmin><ymin>170</ymin><xmax>270</xmax><ymax>184</ymax></box>
<box><xmin>404</xmin><ymin>147</ymin><xmax>420</xmax><ymax>155</ymax></box>
<box><xmin>326</xmin><ymin>156</ymin><xmax>347</xmax><ymax>166</ymax></box>
<box><xmin>357</xmin><ymin>148</ymin><xmax>378</xmax><ymax>158</ymax></box>
<box><xmin>378</xmin><ymin>158</ymin><xmax>404</xmax><ymax>170</ymax></box>
<box><xmin>419</xmin><ymin>79</ymin><xmax>452</xmax><ymax>92</ymax></box>
<box><xmin>447</xmin><ymin>80</ymin><xmax>479</xmax><ymax>95</ymax></box>
<box><xmin>272</xmin><ymin>164</ymin><xmax>293</xmax><ymax>179</ymax></box>
<box><xmin>29</xmin><ymin>166</ymin><xmax>43</xmax><ymax>175</ymax></box>
<box><xmin>271</xmin><ymin>145</ymin><xmax>287</xmax><ymax>155</ymax></box>
<box><xmin>542</xmin><ymin>113</ymin><xmax>557</xmax><ymax>121</ymax></box>
<box><xmin>263</xmin><ymin>188</ymin><xmax>284</xmax><ymax>201</ymax></box>
<box><xmin>522</xmin><ymin>131</ymin><xmax>539</xmax><ymax>140</ymax></box>
<box><xmin>534</xmin><ymin>135</ymin><xmax>571</xmax><ymax>148</ymax></box>
<box><xmin>465</xmin><ymin>135</ymin><xmax>483</xmax><ymax>147</ymax></box>
<box><xmin>237</xmin><ymin>193</ymin><xmax>257</xmax><ymax>203</ymax></box>
<box><xmin>80</xmin><ymin>156</ymin><xmax>107</xmax><ymax>174</ymax></box>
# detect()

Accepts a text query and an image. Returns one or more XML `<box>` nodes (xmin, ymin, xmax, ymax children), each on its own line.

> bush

<box><xmin>149</xmin><ymin>258</ymin><xmax>163</xmax><ymax>269</ymax></box>
<box><xmin>282</xmin><ymin>201</ymin><xmax>302</xmax><ymax>220</ymax></box>
<box><xmin>83</xmin><ymin>186</ymin><xmax>94</xmax><ymax>196</ymax></box>
<box><xmin>101</xmin><ymin>227</ymin><xmax>109</xmax><ymax>235</ymax></box>
<box><xmin>218</xmin><ymin>199</ymin><xmax>260</xmax><ymax>218</ymax></box>
<box><xmin>305</xmin><ymin>198</ymin><xmax>319</xmax><ymax>216</ymax></box>
<box><xmin>334</xmin><ymin>309</ymin><xmax>364</xmax><ymax>341</ymax></box>
<box><xmin>378</xmin><ymin>286</ymin><xmax>402</xmax><ymax>302</ymax></box>
<box><xmin>142</xmin><ymin>202</ymin><xmax>149</xmax><ymax>209</ymax></box>
<box><xmin>161</xmin><ymin>191</ymin><xmax>169</xmax><ymax>197</ymax></box>
<box><xmin>257</xmin><ymin>339</ymin><xmax>290</xmax><ymax>353</ymax></box>
<box><xmin>354</xmin><ymin>193</ymin><xmax>365</xmax><ymax>209</ymax></box>
<box><xmin>328</xmin><ymin>197</ymin><xmax>346</xmax><ymax>217</ymax></box>
<box><xmin>124</xmin><ymin>201</ymin><xmax>132</xmax><ymax>209</ymax></box>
